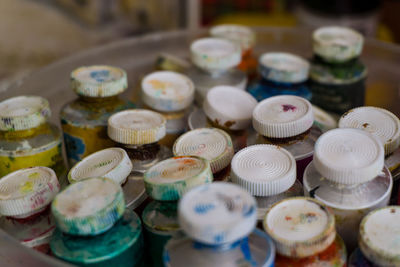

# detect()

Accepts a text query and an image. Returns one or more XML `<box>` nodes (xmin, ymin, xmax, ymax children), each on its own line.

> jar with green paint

<box><xmin>142</xmin><ymin>156</ymin><xmax>213</xmax><ymax>267</ymax></box>
<box><xmin>50</xmin><ymin>177</ymin><xmax>144</xmax><ymax>266</ymax></box>
<box><xmin>310</xmin><ymin>26</ymin><xmax>367</xmax><ymax>115</ymax></box>
<box><xmin>0</xmin><ymin>167</ymin><xmax>60</xmax><ymax>254</ymax></box>
<box><xmin>0</xmin><ymin>96</ymin><xmax>66</xmax><ymax>181</ymax></box>
<box><xmin>60</xmin><ymin>65</ymin><xmax>134</xmax><ymax>168</ymax></box>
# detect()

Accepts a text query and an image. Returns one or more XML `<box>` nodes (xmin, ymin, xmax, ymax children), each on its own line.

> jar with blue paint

<box><xmin>142</xmin><ymin>156</ymin><xmax>213</xmax><ymax>267</ymax></box>
<box><xmin>107</xmin><ymin>109</ymin><xmax>172</xmax><ymax>173</ymax></box>
<box><xmin>50</xmin><ymin>177</ymin><xmax>144</xmax><ymax>266</ymax></box>
<box><xmin>60</xmin><ymin>65</ymin><xmax>134</xmax><ymax>167</ymax></box>
<box><xmin>303</xmin><ymin>128</ymin><xmax>392</xmax><ymax>252</ymax></box>
<box><xmin>0</xmin><ymin>167</ymin><xmax>60</xmax><ymax>254</ymax></box>
<box><xmin>164</xmin><ymin>182</ymin><xmax>276</xmax><ymax>267</ymax></box>
<box><xmin>251</xmin><ymin>95</ymin><xmax>322</xmax><ymax>182</ymax></box>
<box><xmin>310</xmin><ymin>26</ymin><xmax>367</xmax><ymax>115</ymax></box>
<box><xmin>248</xmin><ymin>52</ymin><xmax>311</xmax><ymax>102</ymax></box>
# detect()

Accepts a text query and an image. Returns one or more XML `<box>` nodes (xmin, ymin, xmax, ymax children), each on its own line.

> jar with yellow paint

<box><xmin>107</xmin><ymin>109</ymin><xmax>172</xmax><ymax>173</ymax></box>
<box><xmin>141</xmin><ymin>71</ymin><xmax>195</xmax><ymax>148</ymax></box>
<box><xmin>60</xmin><ymin>65</ymin><xmax>134</xmax><ymax>167</ymax></box>
<box><xmin>0</xmin><ymin>96</ymin><xmax>66</xmax><ymax>180</ymax></box>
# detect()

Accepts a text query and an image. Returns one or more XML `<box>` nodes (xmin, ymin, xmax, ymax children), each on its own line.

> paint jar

<box><xmin>141</xmin><ymin>71</ymin><xmax>195</xmax><ymax>147</ymax></box>
<box><xmin>231</xmin><ymin>145</ymin><xmax>303</xmax><ymax>222</ymax></box>
<box><xmin>312</xmin><ymin>105</ymin><xmax>337</xmax><ymax>133</ymax></box>
<box><xmin>185</xmin><ymin>38</ymin><xmax>247</xmax><ymax>105</ymax></box>
<box><xmin>107</xmin><ymin>109</ymin><xmax>172</xmax><ymax>173</ymax></box>
<box><xmin>310</xmin><ymin>26</ymin><xmax>366</xmax><ymax>115</ymax></box>
<box><xmin>51</xmin><ymin>177</ymin><xmax>144</xmax><ymax>266</ymax></box>
<box><xmin>338</xmin><ymin>106</ymin><xmax>400</xmax><ymax>204</ymax></box>
<box><xmin>264</xmin><ymin>197</ymin><xmax>347</xmax><ymax>267</ymax></box>
<box><xmin>0</xmin><ymin>96</ymin><xmax>66</xmax><ymax>180</ymax></box>
<box><xmin>252</xmin><ymin>95</ymin><xmax>321</xmax><ymax>182</ymax></box>
<box><xmin>173</xmin><ymin>128</ymin><xmax>234</xmax><ymax>181</ymax></box>
<box><xmin>0</xmin><ymin>167</ymin><xmax>60</xmax><ymax>254</ymax></box>
<box><xmin>154</xmin><ymin>53</ymin><xmax>191</xmax><ymax>73</ymax></box>
<box><xmin>248</xmin><ymin>52</ymin><xmax>311</xmax><ymax>102</ymax></box>
<box><xmin>303</xmin><ymin>128</ymin><xmax>392</xmax><ymax>251</ymax></box>
<box><xmin>349</xmin><ymin>206</ymin><xmax>400</xmax><ymax>267</ymax></box>
<box><xmin>142</xmin><ymin>156</ymin><xmax>213</xmax><ymax>267</ymax></box>
<box><xmin>60</xmin><ymin>65</ymin><xmax>133</xmax><ymax>167</ymax></box>
<box><xmin>68</xmin><ymin>147</ymin><xmax>147</xmax><ymax>211</ymax></box>
<box><xmin>210</xmin><ymin>24</ymin><xmax>257</xmax><ymax>81</ymax></box>
<box><xmin>164</xmin><ymin>182</ymin><xmax>276</xmax><ymax>267</ymax></box>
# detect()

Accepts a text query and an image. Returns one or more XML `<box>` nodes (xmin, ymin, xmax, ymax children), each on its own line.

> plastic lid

<box><xmin>144</xmin><ymin>156</ymin><xmax>213</xmax><ymax>201</ymax></box>
<box><xmin>68</xmin><ymin>148</ymin><xmax>133</xmax><ymax>185</ymax></box>
<box><xmin>0</xmin><ymin>96</ymin><xmax>51</xmax><ymax>131</ymax></box>
<box><xmin>203</xmin><ymin>86</ymin><xmax>257</xmax><ymax>130</ymax></box>
<box><xmin>52</xmin><ymin>178</ymin><xmax>125</xmax><ymax>236</ymax></box>
<box><xmin>178</xmin><ymin>182</ymin><xmax>257</xmax><ymax>245</ymax></box>
<box><xmin>313</xmin><ymin>128</ymin><xmax>384</xmax><ymax>184</ymax></box>
<box><xmin>209</xmin><ymin>24</ymin><xmax>256</xmax><ymax>51</ymax></box>
<box><xmin>252</xmin><ymin>95</ymin><xmax>314</xmax><ymax>138</ymax></box>
<box><xmin>259</xmin><ymin>53</ymin><xmax>310</xmax><ymax>83</ymax></box>
<box><xmin>313</xmin><ymin>26</ymin><xmax>364</xmax><ymax>62</ymax></box>
<box><xmin>108</xmin><ymin>109</ymin><xmax>166</xmax><ymax>145</ymax></box>
<box><xmin>339</xmin><ymin>107</ymin><xmax>400</xmax><ymax>156</ymax></box>
<box><xmin>190</xmin><ymin>38</ymin><xmax>241</xmax><ymax>72</ymax></box>
<box><xmin>173</xmin><ymin>128</ymin><xmax>234</xmax><ymax>173</ymax></box>
<box><xmin>312</xmin><ymin>105</ymin><xmax>337</xmax><ymax>132</ymax></box>
<box><xmin>359</xmin><ymin>206</ymin><xmax>400</xmax><ymax>266</ymax></box>
<box><xmin>231</xmin><ymin>145</ymin><xmax>296</xmax><ymax>197</ymax></box>
<box><xmin>264</xmin><ymin>197</ymin><xmax>336</xmax><ymax>258</ymax></box>
<box><xmin>141</xmin><ymin>71</ymin><xmax>195</xmax><ymax>112</ymax></box>
<box><xmin>0</xmin><ymin>167</ymin><xmax>60</xmax><ymax>218</ymax></box>
<box><xmin>71</xmin><ymin>65</ymin><xmax>127</xmax><ymax>97</ymax></box>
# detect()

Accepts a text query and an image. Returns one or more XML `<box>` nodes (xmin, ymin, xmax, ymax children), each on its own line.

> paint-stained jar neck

<box><xmin>258</xmin><ymin>127</ymin><xmax>312</xmax><ymax>146</ymax></box>
<box><xmin>78</xmin><ymin>95</ymin><xmax>120</xmax><ymax>103</ymax></box>
<box><xmin>192</xmin><ymin>236</ymin><xmax>247</xmax><ymax>252</ymax></box>
<box><xmin>0</xmin><ymin>122</ymin><xmax>50</xmax><ymax>139</ymax></box>
<box><xmin>313</xmin><ymin>54</ymin><xmax>360</xmax><ymax>66</ymax></box>
<box><xmin>122</xmin><ymin>142</ymin><xmax>161</xmax><ymax>161</ymax></box>
<box><xmin>7</xmin><ymin>204</ymin><xmax>50</xmax><ymax>220</ymax></box>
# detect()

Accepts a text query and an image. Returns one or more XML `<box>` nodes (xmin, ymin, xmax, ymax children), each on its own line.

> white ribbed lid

<box><xmin>259</xmin><ymin>53</ymin><xmax>310</xmax><ymax>83</ymax></box>
<box><xmin>313</xmin><ymin>26</ymin><xmax>364</xmax><ymax>62</ymax></box>
<box><xmin>0</xmin><ymin>96</ymin><xmax>51</xmax><ymax>131</ymax></box>
<box><xmin>339</xmin><ymin>107</ymin><xmax>400</xmax><ymax>156</ymax></box>
<box><xmin>141</xmin><ymin>71</ymin><xmax>195</xmax><ymax>112</ymax></box>
<box><xmin>190</xmin><ymin>38</ymin><xmax>241</xmax><ymax>72</ymax></box>
<box><xmin>313</xmin><ymin>128</ymin><xmax>384</xmax><ymax>184</ymax></box>
<box><xmin>252</xmin><ymin>95</ymin><xmax>314</xmax><ymax>138</ymax></box>
<box><xmin>231</xmin><ymin>145</ymin><xmax>296</xmax><ymax>197</ymax></box>
<box><xmin>203</xmin><ymin>86</ymin><xmax>257</xmax><ymax>130</ymax></box>
<box><xmin>264</xmin><ymin>197</ymin><xmax>336</xmax><ymax>258</ymax></box>
<box><xmin>173</xmin><ymin>128</ymin><xmax>234</xmax><ymax>173</ymax></box>
<box><xmin>0</xmin><ymin>167</ymin><xmax>60</xmax><ymax>218</ymax></box>
<box><xmin>359</xmin><ymin>206</ymin><xmax>400</xmax><ymax>266</ymax></box>
<box><xmin>178</xmin><ymin>182</ymin><xmax>257</xmax><ymax>245</ymax></box>
<box><xmin>68</xmin><ymin>148</ymin><xmax>133</xmax><ymax>185</ymax></box>
<box><xmin>312</xmin><ymin>105</ymin><xmax>337</xmax><ymax>132</ymax></box>
<box><xmin>71</xmin><ymin>65</ymin><xmax>127</xmax><ymax>97</ymax></box>
<box><xmin>209</xmin><ymin>24</ymin><xmax>256</xmax><ymax>51</ymax></box>
<box><xmin>108</xmin><ymin>109</ymin><xmax>166</xmax><ymax>145</ymax></box>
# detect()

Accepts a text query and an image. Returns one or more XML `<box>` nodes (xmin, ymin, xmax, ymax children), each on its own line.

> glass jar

<box><xmin>210</xmin><ymin>24</ymin><xmax>257</xmax><ymax>81</ymax></box>
<box><xmin>154</xmin><ymin>53</ymin><xmax>191</xmax><ymax>73</ymax></box>
<box><xmin>248</xmin><ymin>52</ymin><xmax>312</xmax><ymax>102</ymax></box>
<box><xmin>107</xmin><ymin>109</ymin><xmax>172</xmax><ymax>173</ymax></box>
<box><xmin>0</xmin><ymin>167</ymin><xmax>60</xmax><ymax>254</ymax></box>
<box><xmin>142</xmin><ymin>156</ymin><xmax>213</xmax><ymax>267</ymax></box>
<box><xmin>51</xmin><ymin>177</ymin><xmax>144</xmax><ymax>266</ymax></box>
<box><xmin>185</xmin><ymin>38</ymin><xmax>247</xmax><ymax>105</ymax></box>
<box><xmin>164</xmin><ymin>182</ymin><xmax>276</xmax><ymax>267</ymax></box>
<box><xmin>349</xmin><ymin>206</ymin><xmax>400</xmax><ymax>267</ymax></box>
<box><xmin>231</xmin><ymin>145</ymin><xmax>303</xmax><ymax>222</ymax></box>
<box><xmin>173</xmin><ymin>128</ymin><xmax>234</xmax><ymax>181</ymax></box>
<box><xmin>338</xmin><ymin>106</ymin><xmax>400</xmax><ymax>204</ymax></box>
<box><xmin>312</xmin><ymin>105</ymin><xmax>337</xmax><ymax>133</ymax></box>
<box><xmin>68</xmin><ymin>147</ymin><xmax>147</xmax><ymax>211</ymax></box>
<box><xmin>0</xmin><ymin>96</ymin><xmax>66</xmax><ymax>181</ymax></box>
<box><xmin>303</xmin><ymin>128</ymin><xmax>392</xmax><ymax>251</ymax></box>
<box><xmin>60</xmin><ymin>65</ymin><xmax>134</xmax><ymax>167</ymax></box>
<box><xmin>309</xmin><ymin>26</ymin><xmax>367</xmax><ymax>115</ymax></box>
<box><xmin>141</xmin><ymin>71</ymin><xmax>195</xmax><ymax>147</ymax></box>
<box><xmin>252</xmin><ymin>95</ymin><xmax>321</xmax><ymax>182</ymax></box>
<box><xmin>264</xmin><ymin>197</ymin><xmax>347</xmax><ymax>267</ymax></box>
